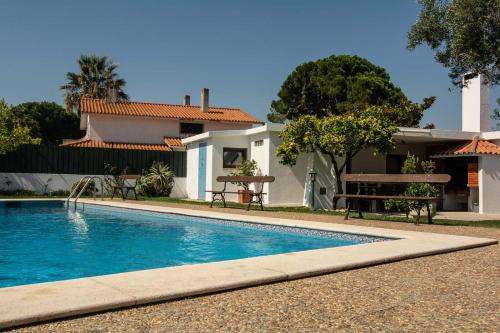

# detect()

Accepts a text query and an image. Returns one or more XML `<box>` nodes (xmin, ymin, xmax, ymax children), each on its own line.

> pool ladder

<box><xmin>66</xmin><ymin>176</ymin><xmax>105</xmax><ymax>208</ymax></box>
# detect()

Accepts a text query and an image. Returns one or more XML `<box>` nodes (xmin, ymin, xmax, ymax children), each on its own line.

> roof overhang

<box><xmin>181</xmin><ymin>123</ymin><xmax>284</xmax><ymax>144</ymax></box>
<box><xmin>394</xmin><ymin>127</ymin><xmax>479</xmax><ymax>143</ymax></box>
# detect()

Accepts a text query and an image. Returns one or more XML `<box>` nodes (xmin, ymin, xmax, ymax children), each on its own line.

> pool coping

<box><xmin>0</xmin><ymin>199</ymin><xmax>496</xmax><ymax>329</ymax></box>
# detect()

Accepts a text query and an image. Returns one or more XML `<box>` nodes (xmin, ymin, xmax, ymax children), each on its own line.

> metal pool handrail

<box><xmin>67</xmin><ymin>176</ymin><xmax>105</xmax><ymax>207</ymax></box>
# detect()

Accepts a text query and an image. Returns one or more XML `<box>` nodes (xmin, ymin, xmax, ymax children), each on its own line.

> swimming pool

<box><xmin>0</xmin><ymin>200</ymin><xmax>390</xmax><ymax>288</ymax></box>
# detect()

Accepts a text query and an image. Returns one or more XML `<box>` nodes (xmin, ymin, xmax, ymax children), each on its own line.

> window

<box><xmin>253</xmin><ymin>140</ymin><xmax>264</xmax><ymax>147</ymax></box>
<box><xmin>180</xmin><ymin>123</ymin><xmax>204</xmax><ymax>137</ymax></box>
<box><xmin>223</xmin><ymin>148</ymin><xmax>247</xmax><ymax>168</ymax></box>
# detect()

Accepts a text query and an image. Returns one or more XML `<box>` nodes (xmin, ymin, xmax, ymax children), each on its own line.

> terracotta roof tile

<box><xmin>80</xmin><ymin>98</ymin><xmax>262</xmax><ymax>124</ymax></box>
<box><xmin>60</xmin><ymin>139</ymin><xmax>171</xmax><ymax>151</ymax></box>
<box><xmin>163</xmin><ymin>137</ymin><xmax>185</xmax><ymax>148</ymax></box>
<box><xmin>430</xmin><ymin>136</ymin><xmax>500</xmax><ymax>156</ymax></box>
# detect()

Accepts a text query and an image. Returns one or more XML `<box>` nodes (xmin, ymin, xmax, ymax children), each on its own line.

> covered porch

<box><xmin>350</xmin><ymin>128</ymin><xmax>500</xmax><ymax>214</ymax></box>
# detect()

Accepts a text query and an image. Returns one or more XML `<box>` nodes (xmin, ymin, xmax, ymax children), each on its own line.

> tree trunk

<box><xmin>329</xmin><ymin>154</ymin><xmax>344</xmax><ymax>210</ymax></box>
<box><xmin>323</xmin><ymin>151</ymin><xmax>355</xmax><ymax>210</ymax></box>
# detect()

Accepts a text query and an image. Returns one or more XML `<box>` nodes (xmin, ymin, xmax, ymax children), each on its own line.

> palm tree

<box><xmin>61</xmin><ymin>55</ymin><xmax>129</xmax><ymax>115</ymax></box>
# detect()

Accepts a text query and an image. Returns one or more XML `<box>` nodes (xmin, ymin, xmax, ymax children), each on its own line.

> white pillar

<box><xmin>462</xmin><ymin>74</ymin><xmax>490</xmax><ymax>132</ymax></box>
<box><xmin>478</xmin><ymin>155</ymin><xmax>500</xmax><ymax>214</ymax></box>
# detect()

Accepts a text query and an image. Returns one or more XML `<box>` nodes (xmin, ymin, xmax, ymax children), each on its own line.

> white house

<box><xmin>61</xmin><ymin>88</ymin><xmax>262</xmax><ymax>151</ymax></box>
<box><xmin>183</xmin><ymin>75</ymin><xmax>500</xmax><ymax>214</ymax></box>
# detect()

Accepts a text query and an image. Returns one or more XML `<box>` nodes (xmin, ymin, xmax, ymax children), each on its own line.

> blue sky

<box><xmin>0</xmin><ymin>0</ymin><xmax>498</xmax><ymax>130</ymax></box>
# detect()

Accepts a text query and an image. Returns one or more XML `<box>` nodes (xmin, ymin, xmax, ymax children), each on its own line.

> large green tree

<box><xmin>407</xmin><ymin>0</ymin><xmax>500</xmax><ymax>87</ymax></box>
<box><xmin>11</xmin><ymin>102</ymin><xmax>83</xmax><ymax>144</ymax></box>
<box><xmin>268</xmin><ymin>55</ymin><xmax>435</xmax><ymax>126</ymax></box>
<box><xmin>0</xmin><ymin>100</ymin><xmax>40</xmax><ymax>155</ymax></box>
<box><xmin>277</xmin><ymin>107</ymin><xmax>398</xmax><ymax>205</ymax></box>
<box><xmin>61</xmin><ymin>55</ymin><xmax>129</xmax><ymax>115</ymax></box>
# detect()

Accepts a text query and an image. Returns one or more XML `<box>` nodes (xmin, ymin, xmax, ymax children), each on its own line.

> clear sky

<box><xmin>0</xmin><ymin>0</ymin><xmax>498</xmax><ymax>130</ymax></box>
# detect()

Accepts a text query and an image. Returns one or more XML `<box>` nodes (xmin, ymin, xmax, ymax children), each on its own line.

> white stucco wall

<box><xmin>249</xmin><ymin>132</ymin><xmax>271</xmax><ymax>203</ymax></box>
<box><xmin>479</xmin><ymin>155</ymin><xmax>500</xmax><ymax>213</ymax></box>
<box><xmin>208</xmin><ymin>136</ymin><xmax>251</xmax><ymax>202</ymax></box>
<box><xmin>267</xmin><ymin>132</ymin><xmax>309</xmax><ymax>207</ymax></box>
<box><xmin>0</xmin><ymin>173</ymin><xmax>187</xmax><ymax>198</ymax></box>
<box><xmin>85</xmin><ymin>114</ymin><xmax>255</xmax><ymax>144</ymax></box>
<box><xmin>87</xmin><ymin>114</ymin><xmax>180</xmax><ymax>144</ymax></box>
<box><xmin>301</xmin><ymin>152</ymin><xmax>337</xmax><ymax>209</ymax></box>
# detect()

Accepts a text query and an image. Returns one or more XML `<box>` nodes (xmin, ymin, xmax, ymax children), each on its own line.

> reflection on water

<box><xmin>67</xmin><ymin>209</ymin><xmax>89</xmax><ymax>238</ymax></box>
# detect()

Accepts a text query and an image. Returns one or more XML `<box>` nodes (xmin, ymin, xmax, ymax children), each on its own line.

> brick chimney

<box><xmin>183</xmin><ymin>95</ymin><xmax>190</xmax><ymax>106</ymax></box>
<box><xmin>200</xmin><ymin>88</ymin><xmax>209</xmax><ymax>113</ymax></box>
<box><xmin>462</xmin><ymin>74</ymin><xmax>490</xmax><ymax>132</ymax></box>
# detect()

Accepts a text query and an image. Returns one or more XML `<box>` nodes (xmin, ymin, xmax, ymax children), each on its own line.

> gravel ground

<box><xmin>9</xmin><ymin>201</ymin><xmax>500</xmax><ymax>333</ymax></box>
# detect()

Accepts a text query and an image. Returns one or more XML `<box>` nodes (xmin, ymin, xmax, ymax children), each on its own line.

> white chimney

<box><xmin>462</xmin><ymin>73</ymin><xmax>490</xmax><ymax>132</ymax></box>
<box><xmin>200</xmin><ymin>88</ymin><xmax>209</xmax><ymax>113</ymax></box>
<box><xmin>183</xmin><ymin>95</ymin><xmax>190</xmax><ymax>106</ymax></box>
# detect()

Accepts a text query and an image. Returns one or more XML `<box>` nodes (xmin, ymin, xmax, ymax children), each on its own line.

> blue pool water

<box><xmin>0</xmin><ymin>201</ymin><xmax>389</xmax><ymax>288</ymax></box>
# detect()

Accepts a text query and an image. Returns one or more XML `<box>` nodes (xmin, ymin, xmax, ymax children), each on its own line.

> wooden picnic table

<box><xmin>337</xmin><ymin>173</ymin><xmax>451</xmax><ymax>223</ymax></box>
<box><xmin>207</xmin><ymin>175</ymin><xmax>275</xmax><ymax>211</ymax></box>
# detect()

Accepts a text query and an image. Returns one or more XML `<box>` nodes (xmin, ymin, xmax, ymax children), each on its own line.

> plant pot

<box><xmin>238</xmin><ymin>189</ymin><xmax>253</xmax><ymax>203</ymax></box>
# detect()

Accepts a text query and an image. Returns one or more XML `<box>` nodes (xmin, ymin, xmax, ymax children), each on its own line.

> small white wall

<box><xmin>0</xmin><ymin>173</ymin><xmax>101</xmax><ymax>194</ymax></box>
<box><xmin>0</xmin><ymin>173</ymin><xmax>187</xmax><ymax>198</ymax></box>
<box><xmin>479</xmin><ymin>155</ymin><xmax>500</xmax><ymax>213</ymax></box>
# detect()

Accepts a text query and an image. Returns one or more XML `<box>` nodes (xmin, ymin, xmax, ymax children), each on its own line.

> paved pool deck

<box><xmin>1</xmin><ymin>199</ymin><xmax>498</xmax><ymax>331</ymax></box>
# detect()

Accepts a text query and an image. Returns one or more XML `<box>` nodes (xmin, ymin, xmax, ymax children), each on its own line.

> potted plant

<box><xmin>230</xmin><ymin>159</ymin><xmax>258</xmax><ymax>203</ymax></box>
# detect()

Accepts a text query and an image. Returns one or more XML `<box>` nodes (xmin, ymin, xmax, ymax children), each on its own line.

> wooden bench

<box><xmin>337</xmin><ymin>173</ymin><xmax>451</xmax><ymax>223</ymax></box>
<box><xmin>110</xmin><ymin>175</ymin><xmax>141</xmax><ymax>200</ymax></box>
<box><xmin>207</xmin><ymin>175</ymin><xmax>275</xmax><ymax>210</ymax></box>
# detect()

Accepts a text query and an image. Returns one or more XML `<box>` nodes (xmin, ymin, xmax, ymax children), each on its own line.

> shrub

<box><xmin>384</xmin><ymin>153</ymin><xmax>439</xmax><ymax>223</ymax></box>
<box><xmin>229</xmin><ymin>159</ymin><xmax>258</xmax><ymax>190</ymax></box>
<box><xmin>0</xmin><ymin>189</ymin><xmax>36</xmax><ymax>196</ymax></box>
<box><xmin>137</xmin><ymin>161</ymin><xmax>175</xmax><ymax>197</ymax></box>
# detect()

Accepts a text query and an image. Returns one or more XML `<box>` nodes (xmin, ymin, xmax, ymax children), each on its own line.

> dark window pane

<box><xmin>223</xmin><ymin>148</ymin><xmax>247</xmax><ymax>168</ymax></box>
<box><xmin>180</xmin><ymin>123</ymin><xmax>204</xmax><ymax>135</ymax></box>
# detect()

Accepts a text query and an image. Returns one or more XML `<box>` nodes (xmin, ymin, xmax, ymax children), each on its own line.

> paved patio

<box><xmin>9</xmin><ymin>200</ymin><xmax>500</xmax><ymax>332</ymax></box>
<box><xmin>435</xmin><ymin>211</ymin><xmax>500</xmax><ymax>221</ymax></box>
